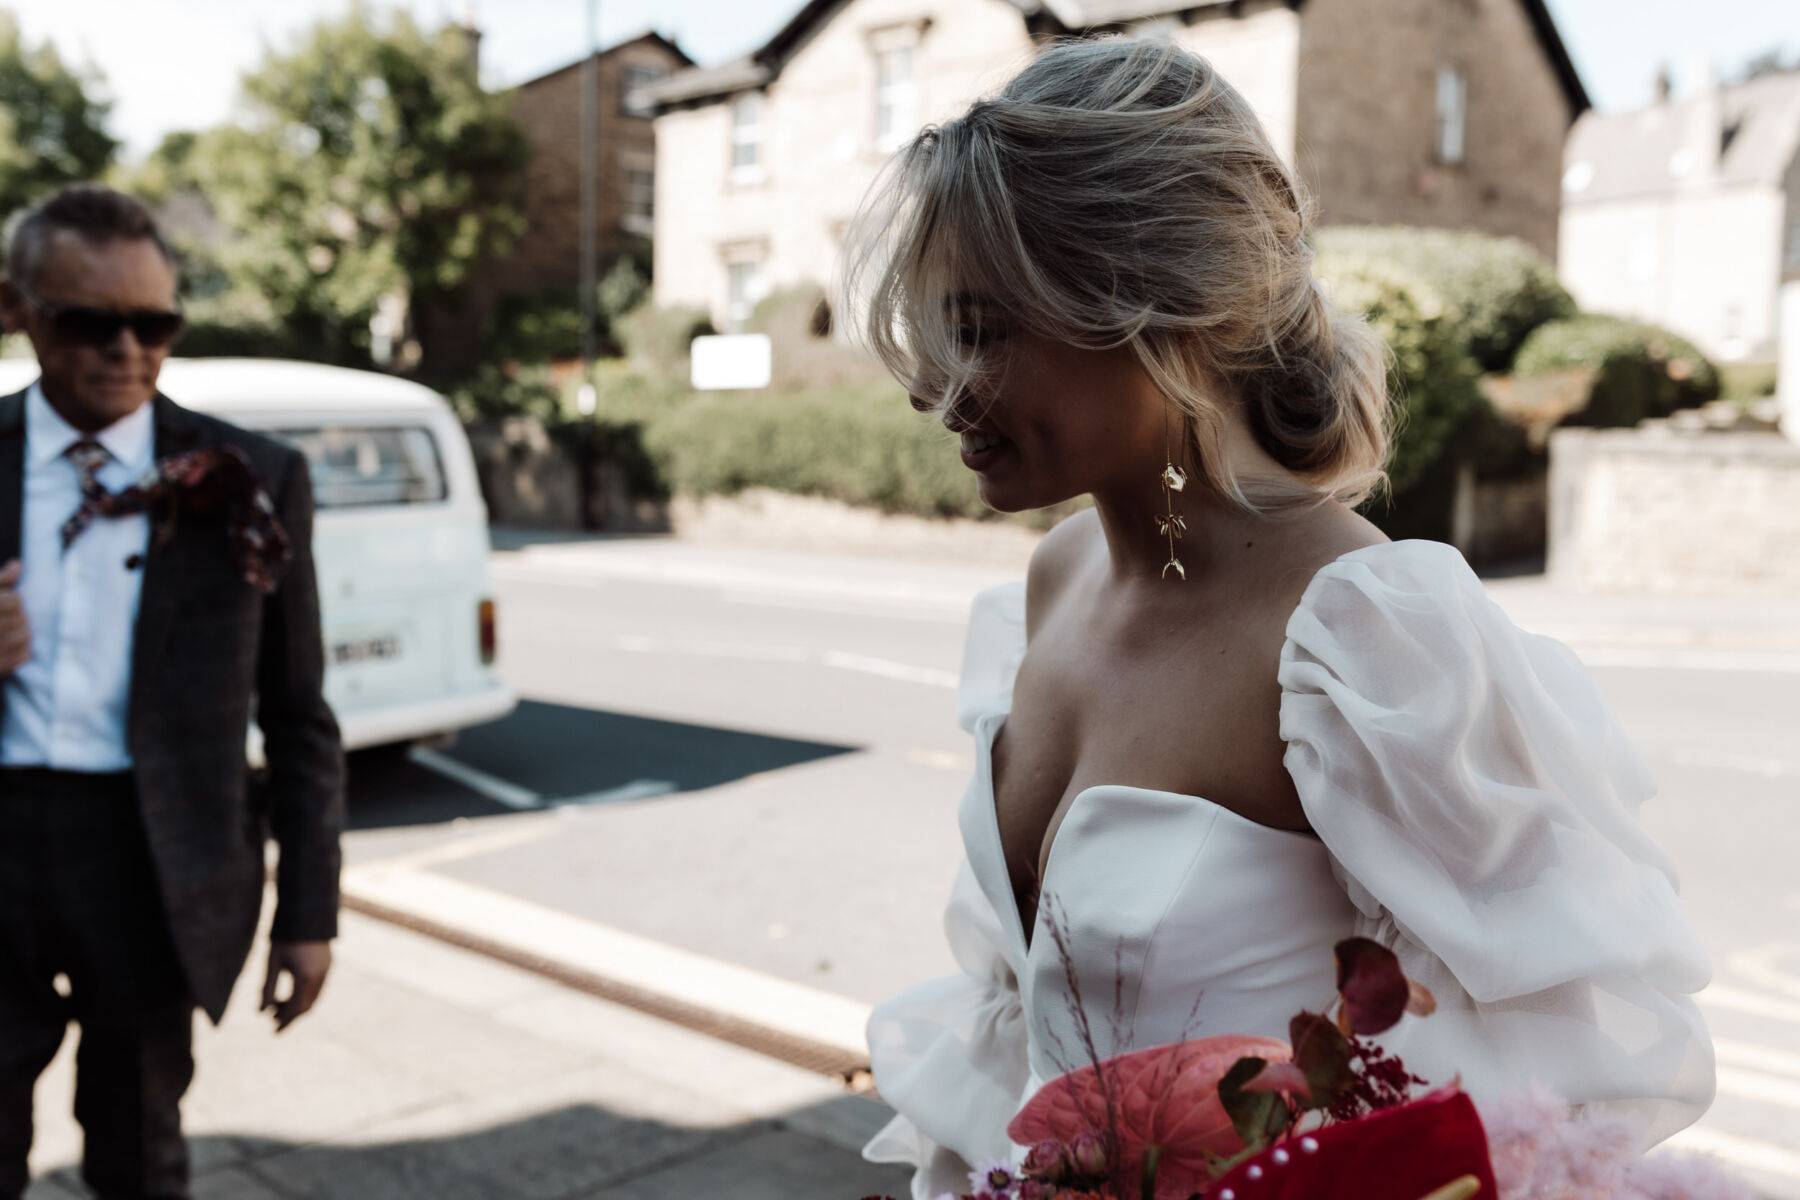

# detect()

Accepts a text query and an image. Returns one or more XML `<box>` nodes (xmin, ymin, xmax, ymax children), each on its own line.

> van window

<box><xmin>275</xmin><ymin>426</ymin><xmax>448</xmax><ymax>508</ymax></box>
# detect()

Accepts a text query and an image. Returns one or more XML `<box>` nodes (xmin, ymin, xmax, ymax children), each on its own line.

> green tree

<box><xmin>190</xmin><ymin>4</ymin><xmax>525</xmax><ymax>367</ymax></box>
<box><xmin>0</xmin><ymin>12</ymin><xmax>118</xmax><ymax>221</ymax></box>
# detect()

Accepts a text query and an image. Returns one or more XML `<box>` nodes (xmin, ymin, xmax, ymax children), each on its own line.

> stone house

<box><xmin>422</xmin><ymin>31</ymin><xmax>693</xmax><ymax>374</ymax></box>
<box><xmin>644</xmin><ymin>0</ymin><xmax>1587</xmax><ymax>332</ymax></box>
<box><xmin>1559</xmin><ymin>69</ymin><xmax>1800</xmax><ymax>365</ymax></box>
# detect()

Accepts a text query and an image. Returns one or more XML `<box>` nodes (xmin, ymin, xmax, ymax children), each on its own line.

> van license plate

<box><xmin>331</xmin><ymin>635</ymin><xmax>401</xmax><ymax>665</ymax></box>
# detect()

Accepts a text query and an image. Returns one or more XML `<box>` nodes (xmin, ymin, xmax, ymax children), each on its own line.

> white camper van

<box><xmin>0</xmin><ymin>357</ymin><xmax>516</xmax><ymax>752</ymax></box>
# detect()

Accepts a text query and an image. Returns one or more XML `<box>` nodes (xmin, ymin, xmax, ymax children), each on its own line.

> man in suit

<box><xmin>0</xmin><ymin>185</ymin><xmax>343</xmax><ymax>1199</ymax></box>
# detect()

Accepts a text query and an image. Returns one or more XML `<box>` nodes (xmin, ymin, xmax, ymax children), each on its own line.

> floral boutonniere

<box><xmin>137</xmin><ymin>446</ymin><xmax>292</xmax><ymax>594</ymax></box>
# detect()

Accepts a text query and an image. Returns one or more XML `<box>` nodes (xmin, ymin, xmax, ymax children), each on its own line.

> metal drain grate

<box><xmin>343</xmin><ymin>894</ymin><xmax>873</xmax><ymax>1083</ymax></box>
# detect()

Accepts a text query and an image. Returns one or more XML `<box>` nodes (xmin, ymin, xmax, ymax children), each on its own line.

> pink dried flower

<box><xmin>1023</xmin><ymin>1140</ymin><xmax>1076</xmax><ymax>1184</ymax></box>
<box><xmin>1069</xmin><ymin>1131</ymin><xmax>1109</xmax><ymax>1178</ymax></box>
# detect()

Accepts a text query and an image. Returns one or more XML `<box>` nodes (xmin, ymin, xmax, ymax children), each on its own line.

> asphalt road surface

<box><xmin>340</xmin><ymin>535</ymin><xmax>1800</xmax><ymax>1196</ymax></box>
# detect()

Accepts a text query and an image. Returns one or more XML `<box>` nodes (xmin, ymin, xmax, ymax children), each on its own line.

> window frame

<box><xmin>1434</xmin><ymin>65</ymin><xmax>1468</xmax><ymax>166</ymax></box>
<box><xmin>620</xmin><ymin>63</ymin><xmax>668</xmax><ymax>119</ymax></box>
<box><xmin>729</xmin><ymin>91</ymin><xmax>766</xmax><ymax>184</ymax></box>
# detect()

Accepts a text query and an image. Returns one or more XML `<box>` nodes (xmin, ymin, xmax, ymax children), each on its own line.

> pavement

<box><xmin>25</xmin><ymin>898</ymin><xmax>910</xmax><ymax>1200</ymax></box>
<box><xmin>23</xmin><ymin>529</ymin><xmax>1800</xmax><ymax>1198</ymax></box>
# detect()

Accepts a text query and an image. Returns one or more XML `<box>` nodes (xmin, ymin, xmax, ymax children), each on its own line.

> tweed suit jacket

<box><xmin>0</xmin><ymin>387</ymin><xmax>344</xmax><ymax>1023</ymax></box>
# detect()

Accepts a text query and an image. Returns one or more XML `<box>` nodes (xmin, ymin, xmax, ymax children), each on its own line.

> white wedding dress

<box><xmin>863</xmin><ymin>540</ymin><xmax>1715</xmax><ymax>1200</ymax></box>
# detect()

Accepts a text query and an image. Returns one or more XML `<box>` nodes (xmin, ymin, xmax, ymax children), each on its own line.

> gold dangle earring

<box><xmin>1156</xmin><ymin>407</ymin><xmax>1187</xmax><ymax>581</ymax></box>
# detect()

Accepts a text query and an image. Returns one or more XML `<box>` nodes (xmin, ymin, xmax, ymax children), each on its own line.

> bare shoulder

<box><xmin>1262</xmin><ymin>501</ymin><xmax>1390</xmax><ymax>611</ymax></box>
<box><xmin>1026</xmin><ymin>507</ymin><xmax>1101</xmax><ymax>638</ymax></box>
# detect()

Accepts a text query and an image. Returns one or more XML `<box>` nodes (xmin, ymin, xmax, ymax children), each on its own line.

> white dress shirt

<box><xmin>0</xmin><ymin>381</ymin><xmax>154</xmax><ymax>770</ymax></box>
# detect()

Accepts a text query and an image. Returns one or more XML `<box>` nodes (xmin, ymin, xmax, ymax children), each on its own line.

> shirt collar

<box><xmin>24</xmin><ymin>380</ymin><xmax>156</xmax><ymax>477</ymax></box>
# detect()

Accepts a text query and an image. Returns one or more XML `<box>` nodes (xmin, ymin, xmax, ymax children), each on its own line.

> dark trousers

<box><xmin>0</xmin><ymin>767</ymin><xmax>194</xmax><ymax>1200</ymax></box>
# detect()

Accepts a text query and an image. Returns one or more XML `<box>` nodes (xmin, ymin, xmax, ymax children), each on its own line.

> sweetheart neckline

<box><xmin>972</xmin><ymin>709</ymin><xmax>1322</xmax><ymax>953</ymax></box>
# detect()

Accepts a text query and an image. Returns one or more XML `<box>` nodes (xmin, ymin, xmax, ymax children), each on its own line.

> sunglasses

<box><xmin>19</xmin><ymin>289</ymin><xmax>185</xmax><ymax>349</ymax></box>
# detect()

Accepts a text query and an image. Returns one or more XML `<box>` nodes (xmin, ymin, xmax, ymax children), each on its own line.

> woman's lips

<box><xmin>959</xmin><ymin>430</ymin><xmax>1014</xmax><ymax>471</ymax></box>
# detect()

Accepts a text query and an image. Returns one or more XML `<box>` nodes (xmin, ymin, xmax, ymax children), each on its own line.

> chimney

<box><xmin>457</xmin><ymin>3</ymin><xmax>482</xmax><ymax>79</ymax></box>
<box><xmin>1654</xmin><ymin>63</ymin><xmax>1672</xmax><ymax>103</ymax></box>
<box><xmin>1676</xmin><ymin>56</ymin><xmax>1722</xmax><ymax>183</ymax></box>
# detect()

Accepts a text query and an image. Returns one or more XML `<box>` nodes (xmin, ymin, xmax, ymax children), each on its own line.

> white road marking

<box><xmin>409</xmin><ymin>746</ymin><xmax>543</xmax><ymax>810</ymax></box>
<box><xmin>905</xmin><ymin>747</ymin><xmax>974</xmax><ymax>771</ymax></box>
<box><xmin>600</xmin><ymin>633</ymin><xmax>960</xmax><ymax>689</ymax></box>
<box><xmin>1716</xmin><ymin>1036</ymin><xmax>1800</xmax><ymax>1081</ymax></box>
<box><xmin>552</xmin><ymin>779</ymin><xmax>679</xmax><ymax>807</ymax></box>
<box><xmin>822</xmin><ymin>651</ymin><xmax>960</xmax><ymax>689</ymax></box>
<box><xmin>1702</xmin><ymin>984</ymin><xmax>1800</xmax><ymax>1026</ymax></box>
<box><xmin>1667</xmin><ymin>1126</ymin><xmax>1800</xmax><ymax>1182</ymax></box>
<box><xmin>342</xmin><ymin>862</ymin><xmax>873</xmax><ymax>1057</ymax></box>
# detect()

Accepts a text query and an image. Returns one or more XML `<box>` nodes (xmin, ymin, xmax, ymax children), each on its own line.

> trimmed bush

<box><xmin>1314</xmin><ymin>227</ymin><xmax>1576</xmax><ymax>372</ymax></box>
<box><xmin>1512</xmin><ymin>315</ymin><xmax>1719</xmax><ymax>428</ymax></box>
<box><xmin>1314</xmin><ymin>248</ymin><xmax>1484</xmax><ymax>499</ymax></box>
<box><xmin>615</xmin><ymin>303</ymin><xmax>715</xmax><ymax>376</ymax></box>
<box><xmin>640</xmin><ymin>379</ymin><xmax>986</xmax><ymax>519</ymax></box>
<box><xmin>744</xmin><ymin>285</ymin><xmax>886</xmax><ymax>389</ymax></box>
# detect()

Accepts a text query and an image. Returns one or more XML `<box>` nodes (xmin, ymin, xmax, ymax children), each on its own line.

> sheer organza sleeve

<box><xmin>1278</xmin><ymin>541</ymin><xmax>1715</xmax><ymax>1145</ymax></box>
<box><xmin>864</xmin><ymin>582</ymin><xmax>1032</xmax><ymax>1198</ymax></box>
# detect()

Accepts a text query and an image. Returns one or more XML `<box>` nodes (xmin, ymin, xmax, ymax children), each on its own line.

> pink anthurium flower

<box><xmin>1008</xmin><ymin>1036</ymin><xmax>1293</xmax><ymax>1200</ymax></box>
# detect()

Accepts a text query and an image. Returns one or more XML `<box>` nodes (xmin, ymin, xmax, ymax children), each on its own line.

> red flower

<box><xmin>1008</xmin><ymin>1036</ymin><xmax>1294</xmax><ymax>1200</ymax></box>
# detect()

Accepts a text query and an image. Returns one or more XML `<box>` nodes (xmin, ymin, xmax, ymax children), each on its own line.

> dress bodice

<box><xmin>864</xmin><ymin>541</ymin><xmax>1716</xmax><ymax>1200</ymax></box>
<box><xmin>962</xmin><ymin>709</ymin><xmax>1359</xmax><ymax>1086</ymax></box>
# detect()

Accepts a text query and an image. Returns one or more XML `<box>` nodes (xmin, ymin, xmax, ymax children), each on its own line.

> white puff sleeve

<box><xmin>1278</xmin><ymin>541</ymin><xmax>1715</xmax><ymax>1145</ymax></box>
<box><xmin>864</xmin><ymin>583</ymin><xmax>1032</xmax><ymax>1199</ymax></box>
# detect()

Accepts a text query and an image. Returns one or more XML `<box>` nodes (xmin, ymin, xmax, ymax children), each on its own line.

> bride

<box><xmin>842</xmin><ymin>37</ymin><xmax>1715</xmax><ymax>1200</ymax></box>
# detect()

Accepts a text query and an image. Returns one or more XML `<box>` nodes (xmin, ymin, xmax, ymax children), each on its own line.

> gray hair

<box><xmin>844</xmin><ymin>38</ymin><xmax>1394</xmax><ymax>509</ymax></box>
<box><xmin>4</xmin><ymin>184</ymin><xmax>176</xmax><ymax>289</ymax></box>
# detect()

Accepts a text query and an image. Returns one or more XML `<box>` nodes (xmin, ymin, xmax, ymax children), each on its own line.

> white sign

<box><xmin>690</xmin><ymin>333</ymin><xmax>772</xmax><ymax>391</ymax></box>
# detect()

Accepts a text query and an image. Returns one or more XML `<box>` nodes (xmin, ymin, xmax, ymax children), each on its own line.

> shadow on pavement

<box><xmin>346</xmin><ymin>700</ymin><xmax>858</xmax><ymax>831</ymax></box>
<box><xmin>28</xmin><ymin>1096</ymin><xmax>909</xmax><ymax>1200</ymax></box>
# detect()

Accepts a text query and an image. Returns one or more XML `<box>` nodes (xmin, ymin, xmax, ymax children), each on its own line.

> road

<box><xmin>340</xmin><ymin>534</ymin><xmax>1800</xmax><ymax>1196</ymax></box>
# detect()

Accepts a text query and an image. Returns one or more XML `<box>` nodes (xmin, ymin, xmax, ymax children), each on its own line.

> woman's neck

<box><xmin>1090</xmin><ymin>419</ymin><xmax>1292</xmax><ymax>584</ymax></box>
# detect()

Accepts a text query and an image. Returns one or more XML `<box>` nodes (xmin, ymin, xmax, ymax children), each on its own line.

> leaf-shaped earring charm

<box><xmin>1154</xmin><ymin>512</ymin><xmax>1186</xmax><ymax>539</ymax></box>
<box><xmin>1162</xmin><ymin>557</ymin><xmax>1186</xmax><ymax>581</ymax></box>
<box><xmin>1161</xmin><ymin>463</ymin><xmax>1188</xmax><ymax>493</ymax></box>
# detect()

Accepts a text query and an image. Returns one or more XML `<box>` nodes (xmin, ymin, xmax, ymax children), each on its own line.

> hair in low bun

<box><xmin>844</xmin><ymin>37</ymin><xmax>1395</xmax><ymax>509</ymax></box>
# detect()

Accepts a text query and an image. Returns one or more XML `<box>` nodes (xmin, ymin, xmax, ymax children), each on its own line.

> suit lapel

<box><xmin>129</xmin><ymin>395</ymin><xmax>210</xmax><ymax>733</ymax></box>
<box><xmin>0</xmin><ymin>389</ymin><xmax>25</xmax><ymax>565</ymax></box>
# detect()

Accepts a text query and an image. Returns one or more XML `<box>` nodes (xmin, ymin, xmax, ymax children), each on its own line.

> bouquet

<box><xmin>864</xmin><ymin>937</ymin><xmax>1750</xmax><ymax>1200</ymax></box>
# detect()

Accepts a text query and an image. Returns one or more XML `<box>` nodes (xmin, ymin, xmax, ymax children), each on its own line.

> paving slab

<box><xmin>24</xmin><ymin>904</ymin><xmax>909</xmax><ymax>1200</ymax></box>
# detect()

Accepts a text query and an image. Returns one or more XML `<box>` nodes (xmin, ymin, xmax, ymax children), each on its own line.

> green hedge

<box><xmin>1513</xmin><ymin>315</ymin><xmax>1719</xmax><ymax>427</ymax></box>
<box><xmin>638</xmin><ymin>380</ymin><xmax>986</xmax><ymax>518</ymax></box>
<box><xmin>1314</xmin><ymin>248</ymin><xmax>1484</xmax><ymax>499</ymax></box>
<box><xmin>1315</xmin><ymin>226</ymin><xmax>1576</xmax><ymax>372</ymax></box>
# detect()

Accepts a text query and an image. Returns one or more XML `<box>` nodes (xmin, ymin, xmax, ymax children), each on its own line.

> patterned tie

<box><xmin>58</xmin><ymin>438</ymin><xmax>292</xmax><ymax>593</ymax></box>
<box><xmin>61</xmin><ymin>438</ymin><xmax>151</xmax><ymax>550</ymax></box>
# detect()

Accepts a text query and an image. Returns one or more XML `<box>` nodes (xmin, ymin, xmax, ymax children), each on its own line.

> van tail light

<box><xmin>478</xmin><ymin>599</ymin><xmax>497</xmax><ymax>665</ymax></box>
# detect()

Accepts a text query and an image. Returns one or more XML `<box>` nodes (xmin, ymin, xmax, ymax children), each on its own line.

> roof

<box><xmin>0</xmin><ymin>357</ymin><xmax>450</xmax><ymax>415</ymax></box>
<box><xmin>1563</xmin><ymin>71</ymin><xmax>1800</xmax><ymax>206</ymax></box>
<box><xmin>644</xmin><ymin>0</ymin><xmax>1588</xmax><ymax>113</ymax></box>
<box><xmin>513</xmin><ymin>30</ymin><xmax>695</xmax><ymax>93</ymax></box>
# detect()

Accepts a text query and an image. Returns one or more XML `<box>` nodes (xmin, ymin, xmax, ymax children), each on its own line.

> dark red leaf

<box><xmin>1290</xmin><ymin>1011</ymin><xmax>1355</xmax><ymax>1107</ymax></box>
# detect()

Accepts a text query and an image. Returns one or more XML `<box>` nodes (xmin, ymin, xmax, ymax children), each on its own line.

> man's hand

<box><xmin>261</xmin><ymin>939</ymin><xmax>331</xmax><ymax>1032</ymax></box>
<box><xmin>0</xmin><ymin>560</ymin><xmax>29</xmax><ymax>675</ymax></box>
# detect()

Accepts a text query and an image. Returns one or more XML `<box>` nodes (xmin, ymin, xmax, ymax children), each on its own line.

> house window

<box><xmin>621</xmin><ymin>64</ymin><xmax>667</xmax><ymax>118</ymax></box>
<box><xmin>623</xmin><ymin>162</ymin><xmax>655</xmax><ymax>236</ymax></box>
<box><xmin>873</xmin><ymin>45</ymin><xmax>917</xmax><ymax>151</ymax></box>
<box><xmin>726</xmin><ymin>258</ymin><xmax>766</xmax><ymax>330</ymax></box>
<box><xmin>1435</xmin><ymin>66</ymin><xmax>1468</xmax><ymax>165</ymax></box>
<box><xmin>731</xmin><ymin>92</ymin><xmax>764</xmax><ymax>178</ymax></box>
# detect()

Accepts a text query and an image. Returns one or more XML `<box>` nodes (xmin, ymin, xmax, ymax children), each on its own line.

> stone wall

<box><xmin>1295</xmin><ymin>0</ymin><xmax>1574</xmax><ymax>258</ymax></box>
<box><xmin>1549</xmin><ymin>425</ymin><xmax>1800</xmax><ymax>593</ymax></box>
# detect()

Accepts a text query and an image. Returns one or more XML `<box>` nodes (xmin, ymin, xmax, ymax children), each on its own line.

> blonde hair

<box><xmin>843</xmin><ymin>38</ymin><xmax>1393</xmax><ymax>509</ymax></box>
